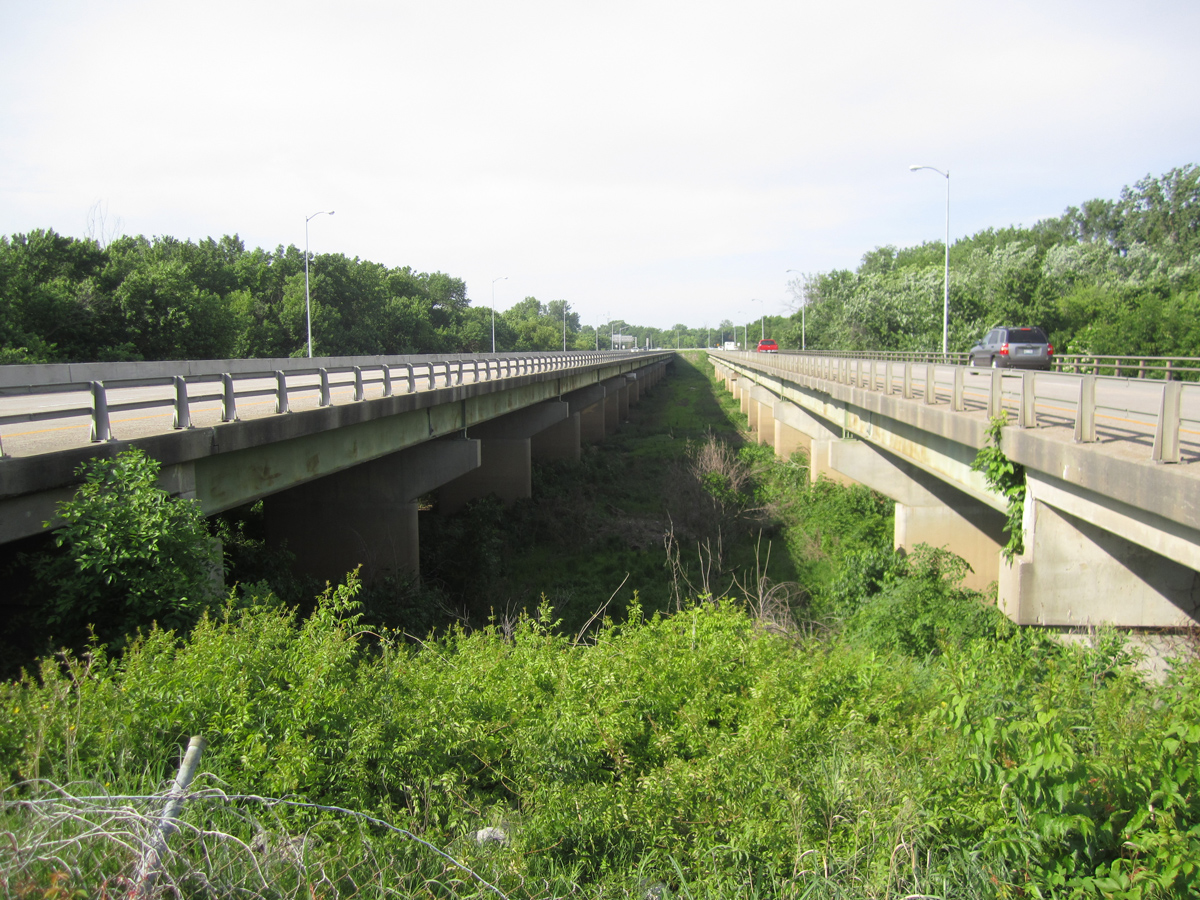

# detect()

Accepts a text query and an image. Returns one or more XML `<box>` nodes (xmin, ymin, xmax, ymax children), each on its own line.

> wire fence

<box><xmin>1</xmin><ymin>779</ymin><xmax>522</xmax><ymax>900</ymax></box>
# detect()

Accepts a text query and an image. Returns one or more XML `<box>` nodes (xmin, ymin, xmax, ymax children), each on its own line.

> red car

<box><xmin>756</xmin><ymin>339</ymin><xmax>779</xmax><ymax>352</ymax></box>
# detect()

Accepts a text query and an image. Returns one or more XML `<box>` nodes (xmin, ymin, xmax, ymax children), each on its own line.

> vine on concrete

<box><xmin>971</xmin><ymin>415</ymin><xmax>1026</xmax><ymax>561</ymax></box>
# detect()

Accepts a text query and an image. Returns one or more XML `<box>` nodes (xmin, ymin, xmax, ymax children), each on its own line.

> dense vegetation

<box><xmin>3</xmin><ymin>356</ymin><xmax>1198</xmax><ymax>898</ymax></box>
<box><xmin>790</xmin><ymin>164</ymin><xmax>1200</xmax><ymax>358</ymax></box>
<box><xmin>3</xmin><ymin>165</ymin><xmax>1194</xmax><ymax>364</ymax></box>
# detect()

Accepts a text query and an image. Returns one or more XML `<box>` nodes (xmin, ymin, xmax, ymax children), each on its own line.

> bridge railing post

<box><xmin>275</xmin><ymin>371</ymin><xmax>290</xmax><ymax>414</ymax></box>
<box><xmin>988</xmin><ymin>369</ymin><xmax>1003</xmax><ymax>418</ymax></box>
<box><xmin>885</xmin><ymin>361</ymin><xmax>894</xmax><ymax>395</ymax></box>
<box><xmin>90</xmin><ymin>381</ymin><xmax>114</xmax><ymax>442</ymax></box>
<box><xmin>903</xmin><ymin>362</ymin><xmax>913</xmax><ymax>399</ymax></box>
<box><xmin>221</xmin><ymin>373</ymin><xmax>238</xmax><ymax>422</ymax></box>
<box><xmin>1019</xmin><ymin>373</ymin><xmax>1037</xmax><ymax>428</ymax></box>
<box><xmin>354</xmin><ymin>366</ymin><xmax>364</xmax><ymax>401</ymax></box>
<box><xmin>1074</xmin><ymin>374</ymin><xmax>1096</xmax><ymax>443</ymax></box>
<box><xmin>172</xmin><ymin>376</ymin><xmax>192</xmax><ymax>429</ymax></box>
<box><xmin>924</xmin><ymin>364</ymin><xmax>936</xmax><ymax>405</ymax></box>
<box><xmin>382</xmin><ymin>366</ymin><xmax>393</xmax><ymax>397</ymax></box>
<box><xmin>1152</xmin><ymin>379</ymin><xmax>1183</xmax><ymax>463</ymax></box>
<box><xmin>318</xmin><ymin>368</ymin><xmax>331</xmax><ymax>407</ymax></box>
<box><xmin>952</xmin><ymin>366</ymin><xmax>964</xmax><ymax>411</ymax></box>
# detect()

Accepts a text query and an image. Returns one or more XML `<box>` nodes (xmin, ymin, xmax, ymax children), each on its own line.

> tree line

<box><xmin>2</xmin><ymin>163</ymin><xmax>1196</xmax><ymax>364</ymax></box>
<box><xmin>790</xmin><ymin>163</ymin><xmax>1200</xmax><ymax>358</ymax></box>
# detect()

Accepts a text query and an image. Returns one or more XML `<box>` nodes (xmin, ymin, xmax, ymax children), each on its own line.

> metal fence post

<box><xmin>1074</xmin><ymin>374</ymin><xmax>1096</xmax><ymax>442</ymax></box>
<box><xmin>275</xmin><ymin>371</ymin><xmax>289</xmax><ymax>413</ymax></box>
<box><xmin>1152</xmin><ymin>380</ymin><xmax>1182</xmax><ymax>463</ymax></box>
<box><xmin>90</xmin><ymin>381</ymin><xmax>114</xmax><ymax>442</ymax></box>
<box><xmin>221</xmin><ymin>373</ymin><xmax>238</xmax><ymax>422</ymax></box>
<box><xmin>172</xmin><ymin>376</ymin><xmax>192</xmax><ymax>429</ymax></box>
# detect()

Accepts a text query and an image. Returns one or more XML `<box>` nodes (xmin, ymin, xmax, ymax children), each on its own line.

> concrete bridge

<box><xmin>711</xmin><ymin>350</ymin><xmax>1200</xmax><ymax>630</ymax></box>
<box><xmin>0</xmin><ymin>351</ymin><xmax>670</xmax><ymax>584</ymax></box>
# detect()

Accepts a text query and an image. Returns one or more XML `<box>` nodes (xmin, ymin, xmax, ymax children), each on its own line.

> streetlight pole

<box><xmin>786</xmin><ymin>269</ymin><xmax>806</xmax><ymax>351</ymax></box>
<box><xmin>909</xmin><ymin>164</ymin><xmax>950</xmax><ymax>357</ymax></box>
<box><xmin>562</xmin><ymin>302</ymin><xmax>567</xmax><ymax>351</ymax></box>
<box><xmin>491</xmin><ymin>276</ymin><xmax>507</xmax><ymax>353</ymax></box>
<box><xmin>304</xmin><ymin>210</ymin><xmax>334</xmax><ymax>358</ymax></box>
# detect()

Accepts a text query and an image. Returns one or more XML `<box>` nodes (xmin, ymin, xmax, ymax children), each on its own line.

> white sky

<box><xmin>3</xmin><ymin>0</ymin><xmax>1198</xmax><ymax>331</ymax></box>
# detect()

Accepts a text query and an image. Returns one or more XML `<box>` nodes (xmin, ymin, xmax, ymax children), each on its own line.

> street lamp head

<box><xmin>909</xmin><ymin>164</ymin><xmax>922</xmax><ymax>171</ymax></box>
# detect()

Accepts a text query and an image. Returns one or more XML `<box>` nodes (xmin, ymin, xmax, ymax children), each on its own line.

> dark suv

<box><xmin>968</xmin><ymin>326</ymin><xmax>1054</xmax><ymax>370</ymax></box>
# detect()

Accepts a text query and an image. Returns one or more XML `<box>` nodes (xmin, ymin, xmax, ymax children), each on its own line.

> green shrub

<box><xmin>27</xmin><ymin>447</ymin><xmax>221</xmax><ymax>647</ymax></box>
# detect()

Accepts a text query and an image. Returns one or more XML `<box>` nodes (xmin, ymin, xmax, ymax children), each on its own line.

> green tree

<box><xmin>30</xmin><ymin>448</ymin><xmax>222</xmax><ymax>646</ymax></box>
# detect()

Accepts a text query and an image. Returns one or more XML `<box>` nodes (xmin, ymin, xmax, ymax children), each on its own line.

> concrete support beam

<box><xmin>999</xmin><ymin>474</ymin><xmax>1200</xmax><ymax>627</ymax></box>
<box><xmin>774</xmin><ymin>419</ymin><xmax>808</xmax><ymax>461</ymax></box>
<box><xmin>627</xmin><ymin>374</ymin><xmax>641</xmax><ymax>406</ymax></box>
<box><xmin>531</xmin><ymin>412</ymin><xmax>581</xmax><ymax>462</ymax></box>
<box><xmin>604</xmin><ymin>392</ymin><xmax>620</xmax><ymax>433</ymax></box>
<box><xmin>438</xmin><ymin>399</ymin><xmax>569</xmax><ymax>514</ymax></box>
<box><xmin>824</xmin><ymin>438</ymin><xmax>1006</xmax><ymax>591</ymax></box>
<box><xmin>564</xmin><ymin>384</ymin><xmax>605</xmax><ymax>415</ymax></box>
<box><xmin>749</xmin><ymin>386</ymin><xmax>775</xmax><ymax>445</ymax></box>
<box><xmin>439</xmin><ymin>438</ymin><xmax>531</xmax><ymax>515</ymax></box>
<box><xmin>580</xmin><ymin>401</ymin><xmax>606</xmax><ymax>444</ymax></box>
<box><xmin>265</xmin><ymin>437</ymin><xmax>480</xmax><ymax>584</ymax></box>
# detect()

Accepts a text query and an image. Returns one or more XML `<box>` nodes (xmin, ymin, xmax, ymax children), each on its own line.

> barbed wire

<box><xmin>1</xmin><ymin>780</ymin><xmax>513</xmax><ymax>899</ymax></box>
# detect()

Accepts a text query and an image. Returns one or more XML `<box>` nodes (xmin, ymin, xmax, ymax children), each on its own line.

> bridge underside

<box><xmin>0</xmin><ymin>358</ymin><xmax>667</xmax><ymax>589</ymax></box>
<box><xmin>260</xmin><ymin>364</ymin><xmax>663</xmax><ymax>584</ymax></box>
<box><xmin>715</xmin><ymin>358</ymin><xmax>1200</xmax><ymax>629</ymax></box>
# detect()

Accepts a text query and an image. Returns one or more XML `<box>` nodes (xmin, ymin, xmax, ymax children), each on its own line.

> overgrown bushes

<box><xmin>3</xmin><ymin>588</ymin><xmax>1197</xmax><ymax>897</ymax></box>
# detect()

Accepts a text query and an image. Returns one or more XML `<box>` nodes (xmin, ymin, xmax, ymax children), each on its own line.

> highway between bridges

<box><xmin>0</xmin><ymin>351</ymin><xmax>670</xmax><ymax>585</ymax></box>
<box><xmin>712</xmin><ymin>350</ymin><xmax>1200</xmax><ymax>630</ymax></box>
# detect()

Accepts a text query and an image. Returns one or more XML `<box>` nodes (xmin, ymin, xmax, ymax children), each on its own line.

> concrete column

<box><xmin>618</xmin><ymin>383</ymin><xmax>630</xmax><ymax>421</ymax></box>
<box><xmin>627</xmin><ymin>375</ymin><xmax>641</xmax><ymax>406</ymax></box>
<box><xmin>774</xmin><ymin>418</ymin><xmax>808</xmax><ymax>460</ymax></box>
<box><xmin>823</xmin><ymin>438</ymin><xmax>1006</xmax><ymax>591</ymax></box>
<box><xmin>893</xmin><ymin>502</ymin><xmax>1005</xmax><ymax>591</ymax></box>
<box><xmin>265</xmin><ymin>437</ymin><xmax>480</xmax><ymax>584</ymax></box>
<box><xmin>438</xmin><ymin>400</ymin><xmax>568</xmax><ymax>515</ymax></box>
<box><xmin>439</xmin><ymin>438</ymin><xmax>531</xmax><ymax>514</ymax></box>
<box><xmin>749</xmin><ymin>386</ymin><xmax>775</xmax><ymax>445</ymax></box>
<box><xmin>604</xmin><ymin>392</ymin><xmax>620</xmax><ymax>432</ymax></box>
<box><xmin>580</xmin><ymin>401</ymin><xmax>606</xmax><ymax>444</ymax></box>
<box><xmin>532</xmin><ymin>412</ymin><xmax>581</xmax><ymax>462</ymax></box>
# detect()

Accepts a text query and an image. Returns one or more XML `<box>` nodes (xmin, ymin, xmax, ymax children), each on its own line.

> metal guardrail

<box><xmin>777</xmin><ymin>349</ymin><xmax>1200</xmax><ymax>381</ymax></box>
<box><xmin>0</xmin><ymin>351</ymin><xmax>663</xmax><ymax>458</ymax></box>
<box><xmin>716</xmin><ymin>351</ymin><xmax>1198</xmax><ymax>465</ymax></box>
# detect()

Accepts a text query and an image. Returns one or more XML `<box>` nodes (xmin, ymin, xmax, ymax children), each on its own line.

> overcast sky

<box><xmin>3</xmin><ymin>0</ymin><xmax>1197</xmax><ymax>332</ymax></box>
